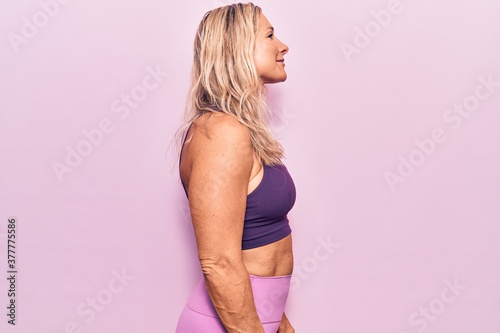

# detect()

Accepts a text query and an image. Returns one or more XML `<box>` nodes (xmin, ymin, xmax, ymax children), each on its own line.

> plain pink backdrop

<box><xmin>1</xmin><ymin>0</ymin><xmax>499</xmax><ymax>332</ymax></box>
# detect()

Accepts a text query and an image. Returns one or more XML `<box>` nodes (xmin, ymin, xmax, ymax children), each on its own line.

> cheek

<box><xmin>255</xmin><ymin>46</ymin><xmax>275</xmax><ymax>71</ymax></box>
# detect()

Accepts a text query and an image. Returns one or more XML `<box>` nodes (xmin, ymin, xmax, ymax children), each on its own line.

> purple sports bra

<box><xmin>179</xmin><ymin>123</ymin><xmax>296</xmax><ymax>250</ymax></box>
<box><xmin>242</xmin><ymin>163</ymin><xmax>295</xmax><ymax>249</ymax></box>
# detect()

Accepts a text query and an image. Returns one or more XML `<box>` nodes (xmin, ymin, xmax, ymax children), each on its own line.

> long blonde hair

<box><xmin>169</xmin><ymin>2</ymin><xmax>284</xmax><ymax>170</ymax></box>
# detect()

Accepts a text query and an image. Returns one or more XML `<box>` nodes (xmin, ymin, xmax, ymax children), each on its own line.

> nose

<box><xmin>278</xmin><ymin>38</ymin><xmax>289</xmax><ymax>56</ymax></box>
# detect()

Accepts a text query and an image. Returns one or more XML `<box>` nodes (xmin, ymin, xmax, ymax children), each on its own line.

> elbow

<box><xmin>199</xmin><ymin>254</ymin><xmax>244</xmax><ymax>279</ymax></box>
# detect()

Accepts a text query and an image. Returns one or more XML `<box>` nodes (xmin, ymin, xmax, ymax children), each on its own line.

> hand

<box><xmin>277</xmin><ymin>312</ymin><xmax>295</xmax><ymax>333</ymax></box>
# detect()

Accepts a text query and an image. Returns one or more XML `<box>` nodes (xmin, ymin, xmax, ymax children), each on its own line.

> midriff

<box><xmin>242</xmin><ymin>234</ymin><xmax>293</xmax><ymax>277</ymax></box>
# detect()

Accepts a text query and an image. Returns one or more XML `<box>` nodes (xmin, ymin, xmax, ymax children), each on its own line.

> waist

<box><xmin>187</xmin><ymin>273</ymin><xmax>291</xmax><ymax>324</ymax></box>
<box><xmin>242</xmin><ymin>234</ymin><xmax>293</xmax><ymax>277</ymax></box>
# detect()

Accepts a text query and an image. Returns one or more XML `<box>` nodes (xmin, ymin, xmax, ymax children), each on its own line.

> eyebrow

<box><xmin>267</xmin><ymin>27</ymin><xmax>274</xmax><ymax>32</ymax></box>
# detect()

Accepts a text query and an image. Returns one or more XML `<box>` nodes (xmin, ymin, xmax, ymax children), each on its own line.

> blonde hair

<box><xmin>168</xmin><ymin>2</ymin><xmax>284</xmax><ymax>170</ymax></box>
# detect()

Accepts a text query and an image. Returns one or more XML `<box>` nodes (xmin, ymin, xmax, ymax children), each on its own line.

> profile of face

<box><xmin>254</xmin><ymin>13</ymin><xmax>289</xmax><ymax>84</ymax></box>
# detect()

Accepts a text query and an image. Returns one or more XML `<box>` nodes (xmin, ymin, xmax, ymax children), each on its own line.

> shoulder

<box><xmin>195</xmin><ymin>112</ymin><xmax>250</xmax><ymax>142</ymax></box>
<box><xmin>183</xmin><ymin>112</ymin><xmax>254</xmax><ymax>171</ymax></box>
<box><xmin>190</xmin><ymin>112</ymin><xmax>252</xmax><ymax>155</ymax></box>
<box><xmin>187</xmin><ymin>112</ymin><xmax>255</xmax><ymax>188</ymax></box>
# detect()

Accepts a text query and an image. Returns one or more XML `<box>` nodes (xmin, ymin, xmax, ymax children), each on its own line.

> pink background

<box><xmin>1</xmin><ymin>0</ymin><xmax>499</xmax><ymax>332</ymax></box>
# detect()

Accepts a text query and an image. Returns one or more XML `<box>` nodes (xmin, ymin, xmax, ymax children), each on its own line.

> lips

<box><xmin>276</xmin><ymin>59</ymin><xmax>285</xmax><ymax>62</ymax></box>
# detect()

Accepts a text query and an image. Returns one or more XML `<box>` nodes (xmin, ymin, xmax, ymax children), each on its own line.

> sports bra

<box><xmin>179</xmin><ymin>123</ymin><xmax>296</xmax><ymax>250</ymax></box>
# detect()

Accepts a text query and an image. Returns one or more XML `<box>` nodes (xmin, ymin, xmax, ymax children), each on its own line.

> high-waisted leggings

<box><xmin>175</xmin><ymin>274</ymin><xmax>291</xmax><ymax>333</ymax></box>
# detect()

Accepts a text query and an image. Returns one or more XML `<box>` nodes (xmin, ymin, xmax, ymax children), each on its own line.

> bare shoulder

<box><xmin>180</xmin><ymin>112</ymin><xmax>255</xmax><ymax>191</ymax></box>
<box><xmin>194</xmin><ymin>112</ymin><xmax>251</xmax><ymax>143</ymax></box>
<box><xmin>189</xmin><ymin>112</ymin><xmax>253</xmax><ymax>159</ymax></box>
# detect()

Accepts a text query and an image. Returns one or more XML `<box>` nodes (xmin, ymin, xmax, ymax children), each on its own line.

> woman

<box><xmin>174</xmin><ymin>3</ymin><xmax>296</xmax><ymax>332</ymax></box>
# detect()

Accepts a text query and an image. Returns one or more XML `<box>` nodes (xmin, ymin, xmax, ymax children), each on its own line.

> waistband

<box><xmin>187</xmin><ymin>274</ymin><xmax>291</xmax><ymax>324</ymax></box>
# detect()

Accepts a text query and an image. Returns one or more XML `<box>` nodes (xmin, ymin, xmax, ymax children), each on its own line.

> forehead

<box><xmin>258</xmin><ymin>13</ymin><xmax>272</xmax><ymax>30</ymax></box>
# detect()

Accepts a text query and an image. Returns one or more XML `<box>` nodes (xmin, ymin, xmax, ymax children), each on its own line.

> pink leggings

<box><xmin>175</xmin><ymin>274</ymin><xmax>291</xmax><ymax>333</ymax></box>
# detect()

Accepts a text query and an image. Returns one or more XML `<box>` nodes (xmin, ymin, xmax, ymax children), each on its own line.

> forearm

<box><xmin>201</xmin><ymin>258</ymin><xmax>264</xmax><ymax>333</ymax></box>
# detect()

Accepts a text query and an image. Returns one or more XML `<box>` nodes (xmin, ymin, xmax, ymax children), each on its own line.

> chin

<box><xmin>263</xmin><ymin>75</ymin><xmax>287</xmax><ymax>84</ymax></box>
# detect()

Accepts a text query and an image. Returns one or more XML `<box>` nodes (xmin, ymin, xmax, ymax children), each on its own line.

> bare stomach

<box><xmin>241</xmin><ymin>234</ymin><xmax>293</xmax><ymax>277</ymax></box>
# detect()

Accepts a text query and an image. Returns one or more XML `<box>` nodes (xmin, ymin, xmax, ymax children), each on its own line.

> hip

<box><xmin>176</xmin><ymin>273</ymin><xmax>291</xmax><ymax>333</ymax></box>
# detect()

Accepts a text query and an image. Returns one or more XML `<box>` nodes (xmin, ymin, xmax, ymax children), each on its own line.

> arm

<box><xmin>187</xmin><ymin>115</ymin><xmax>264</xmax><ymax>333</ymax></box>
<box><xmin>278</xmin><ymin>312</ymin><xmax>295</xmax><ymax>333</ymax></box>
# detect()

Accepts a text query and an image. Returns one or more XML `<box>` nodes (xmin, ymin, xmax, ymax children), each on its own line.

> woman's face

<box><xmin>254</xmin><ymin>13</ymin><xmax>289</xmax><ymax>84</ymax></box>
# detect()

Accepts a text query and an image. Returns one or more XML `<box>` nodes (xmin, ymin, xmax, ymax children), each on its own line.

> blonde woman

<box><xmin>174</xmin><ymin>3</ymin><xmax>295</xmax><ymax>332</ymax></box>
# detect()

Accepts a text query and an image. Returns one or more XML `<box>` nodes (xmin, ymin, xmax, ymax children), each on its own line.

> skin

<box><xmin>254</xmin><ymin>13</ymin><xmax>289</xmax><ymax>84</ymax></box>
<box><xmin>179</xmin><ymin>12</ymin><xmax>294</xmax><ymax>333</ymax></box>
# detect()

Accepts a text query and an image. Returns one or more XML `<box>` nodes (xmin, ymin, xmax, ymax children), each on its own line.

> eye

<box><xmin>267</xmin><ymin>33</ymin><xmax>274</xmax><ymax>39</ymax></box>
